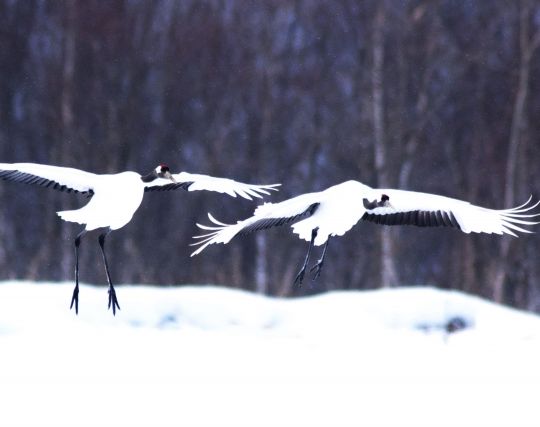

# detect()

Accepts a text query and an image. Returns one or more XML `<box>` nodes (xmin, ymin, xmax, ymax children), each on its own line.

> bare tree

<box><xmin>492</xmin><ymin>0</ymin><xmax>540</xmax><ymax>302</ymax></box>
<box><xmin>0</xmin><ymin>0</ymin><xmax>538</xmax><ymax>310</ymax></box>
<box><xmin>371</xmin><ymin>2</ymin><xmax>399</xmax><ymax>288</ymax></box>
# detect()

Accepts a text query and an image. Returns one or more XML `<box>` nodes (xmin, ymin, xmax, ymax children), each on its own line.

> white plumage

<box><xmin>191</xmin><ymin>180</ymin><xmax>539</xmax><ymax>284</ymax></box>
<box><xmin>0</xmin><ymin>162</ymin><xmax>279</xmax><ymax>313</ymax></box>
<box><xmin>144</xmin><ymin>171</ymin><xmax>279</xmax><ymax>200</ymax></box>
<box><xmin>57</xmin><ymin>171</ymin><xmax>146</xmax><ymax>231</ymax></box>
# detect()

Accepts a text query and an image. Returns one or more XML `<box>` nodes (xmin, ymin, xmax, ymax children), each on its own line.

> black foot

<box><xmin>310</xmin><ymin>259</ymin><xmax>325</xmax><ymax>281</ymax></box>
<box><xmin>108</xmin><ymin>286</ymin><xmax>121</xmax><ymax>316</ymax></box>
<box><xmin>294</xmin><ymin>267</ymin><xmax>307</xmax><ymax>286</ymax></box>
<box><xmin>70</xmin><ymin>285</ymin><xmax>79</xmax><ymax>315</ymax></box>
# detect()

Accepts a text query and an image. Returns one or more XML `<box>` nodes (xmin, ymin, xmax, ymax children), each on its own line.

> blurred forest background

<box><xmin>0</xmin><ymin>0</ymin><xmax>539</xmax><ymax>311</ymax></box>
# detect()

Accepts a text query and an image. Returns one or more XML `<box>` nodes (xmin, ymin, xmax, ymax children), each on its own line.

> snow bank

<box><xmin>0</xmin><ymin>281</ymin><xmax>538</xmax><ymax>427</ymax></box>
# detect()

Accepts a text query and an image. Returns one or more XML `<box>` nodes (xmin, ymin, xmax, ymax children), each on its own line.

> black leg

<box><xmin>310</xmin><ymin>237</ymin><xmax>331</xmax><ymax>281</ymax></box>
<box><xmin>99</xmin><ymin>230</ymin><xmax>120</xmax><ymax>315</ymax></box>
<box><xmin>293</xmin><ymin>228</ymin><xmax>318</xmax><ymax>286</ymax></box>
<box><xmin>70</xmin><ymin>229</ymin><xmax>87</xmax><ymax>315</ymax></box>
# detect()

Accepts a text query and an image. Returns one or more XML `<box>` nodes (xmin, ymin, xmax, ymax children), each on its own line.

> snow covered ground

<box><xmin>0</xmin><ymin>281</ymin><xmax>538</xmax><ymax>427</ymax></box>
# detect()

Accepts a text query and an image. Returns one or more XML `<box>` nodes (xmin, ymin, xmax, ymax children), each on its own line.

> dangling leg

<box><xmin>293</xmin><ymin>228</ymin><xmax>318</xmax><ymax>286</ymax></box>
<box><xmin>310</xmin><ymin>236</ymin><xmax>331</xmax><ymax>281</ymax></box>
<box><xmin>70</xmin><ymin>229</ymin><xmax>87</xmax><ymax>314</ymax></box>
<box><xmin>98</xmin><ymin>229</ymin><xmax>120</xmax><ymax>315</ymax></box>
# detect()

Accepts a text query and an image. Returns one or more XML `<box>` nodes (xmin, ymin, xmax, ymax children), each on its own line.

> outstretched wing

<box><xmin>0</xmin><ymin>163</ymin><xmax>96</xmax><ymax>195</ymax></box>
<box><xmin>144</xmin><ymin>171</ymin><xmax>280</xmax><ymax>201</ymax></box>
<box><xmin>190</xmin><ymin>192</ymin><xmax>321</xmax><ymax>256</ymax></box>
<box><xmin>361</xmin><ymin>189</ymin><xmax>540</xmax><ymax>236</ymax></box>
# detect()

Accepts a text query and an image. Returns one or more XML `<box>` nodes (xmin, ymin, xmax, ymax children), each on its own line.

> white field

<box><xmin>0</xmin><ymin>281</ymin><xmax>539</xmax><ymax>427</ymax></box>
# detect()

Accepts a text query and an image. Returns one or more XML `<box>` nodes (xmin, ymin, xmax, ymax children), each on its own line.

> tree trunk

<box><xmin>372</xmin><ymin>3</ymin><xmax>399</xmax><ymax>288</ymax></box>
<box><xmin>58</xmin><ymin>1</ymin><xmax>77</xmax><ymax>281</ymax></box>
<box><xmin>28</xmin><ymin>2</ymin><xmax>77</xmax><ymax>281</ymax></box>
<box><xmin>492</xmin><ymin>0</ymin><xmax>538</xmax><ymax>302</ymax></box>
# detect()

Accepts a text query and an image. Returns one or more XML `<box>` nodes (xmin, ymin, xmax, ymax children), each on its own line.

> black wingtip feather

<box><xmin>362</xmin><ymin>209</ymin><xmax>461</xmax><ymax>230</ymax></box>
<box><xmin>238</xmin><ymin>202</ymin><xmax>320</xmax><ymax>236</ymax></box>
<box><xmin>0</xmin><ymin>169</ymin><xmax>93</xmax><ymax>196</ymax></box>
<box><xmin>144</xmin><ymin>181</ymin><xmax>194</xmax><ymax>192</ymax></box>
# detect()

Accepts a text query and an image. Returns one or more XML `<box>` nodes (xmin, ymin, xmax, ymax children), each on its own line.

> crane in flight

<box><xmin>0</xmin><ymin>162</ymin><xmax>279</xmax><ymax>314</ymax></box>
<box><xmin>191</xmin><ymin>180</ymin><xmax>539</xmax><ymax>285</ymax></box>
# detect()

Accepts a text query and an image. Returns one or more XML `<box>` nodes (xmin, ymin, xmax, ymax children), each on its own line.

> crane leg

<box><xmin>310</xmin><ymin>237</ymin><xmax>330</xmax><ymax>281</ymax></box>
<box><xmin>99</xmin><ymin>230</ymin><xmax>120</xmax><ymax>315</ymax></box>
<box><xmin>70</xmin><ymin>229</ymin><xmax>87</xmax><ymax>314</ymax></box>
<box><xmin>293</xmin><ymin>228</ymin><xmax>318</xmax><ymax>286</ymax></box>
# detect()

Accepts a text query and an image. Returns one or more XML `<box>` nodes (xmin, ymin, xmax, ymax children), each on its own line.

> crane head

<box><xmin>141</xmin><ymin>164</ymin><xmax>177</xmax><ymax>183</ymax></box>
<box><xmin>156</xmin><ymin>164</ymin><xmax>176</xmax><ymax>182</ymax></box>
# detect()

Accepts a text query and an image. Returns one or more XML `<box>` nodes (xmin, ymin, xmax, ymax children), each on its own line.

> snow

<box><xmin>0</xmin><ymin>282</ymin><xmax>539</xmax><ymax>427</ymax></box>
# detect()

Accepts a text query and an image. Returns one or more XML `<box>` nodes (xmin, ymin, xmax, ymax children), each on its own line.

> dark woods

<box><xmin>0</xmin><ymin>0</ymin><xmax>539</xmax><ymax>311</ymax></box>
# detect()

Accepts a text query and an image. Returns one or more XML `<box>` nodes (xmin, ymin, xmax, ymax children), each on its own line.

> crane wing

<box><xmin>144</xmin><ymin>171</ymin><xmax>280</xmax><ymax>200</ymax></box>
<box><xmin>0</xmin><ymin>163</ymin><xmax>96</xmax><ymax>195</ymax></box>
<box><xmin>190</xmin><ymin>192</ymin><xmax>321</xmax><ymax>255</ymax></box>
<box><xmin>361</xmin><ymin>189</ymin><xmax>540</xmax><ymax>236</ymax></box>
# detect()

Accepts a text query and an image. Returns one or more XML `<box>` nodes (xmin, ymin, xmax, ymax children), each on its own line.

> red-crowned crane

<box><xmin>191</xmin><ymin>180</ymin><xmax>539</xmax><ymax>285</ymax></box>
<box><xmin>0</xmin><ymin>162</ymin><xmax>279</xmax><ymax>314</ymax></box>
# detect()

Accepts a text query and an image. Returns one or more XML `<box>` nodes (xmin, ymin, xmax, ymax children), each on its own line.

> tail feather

<box><xmin>190</xmin><ymin>213</ymin><xmax>248</xmax><ymax>256</ymax></box>
<box><xmin>57</xmin><ymin>209</ymin><xmax>85</xmax><ymax>225</ymax></box>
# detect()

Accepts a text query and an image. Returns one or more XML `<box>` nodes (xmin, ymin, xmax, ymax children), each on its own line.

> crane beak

<box><xmin>164</xmin><ymin>171</ymin><xmax>176</xmax><ymax>183</ymax></box>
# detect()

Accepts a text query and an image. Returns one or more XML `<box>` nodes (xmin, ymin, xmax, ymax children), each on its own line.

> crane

<box><xmin>0</xmin><ymin>162</ymin><xmax>279</xmax><ymax>314</ymax></box>
<box><xmin>191</xmin><ymin>180</ymin><xmax>539</xmax><ymax>285</ymax></box>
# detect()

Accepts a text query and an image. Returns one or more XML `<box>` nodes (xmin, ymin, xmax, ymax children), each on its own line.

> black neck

<box><xmin>141</xmin><ymin>172</ymin><xmax>157</xmax><ymax>183</ymax></box>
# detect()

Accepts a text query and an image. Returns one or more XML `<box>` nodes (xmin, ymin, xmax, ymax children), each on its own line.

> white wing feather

<box><xmin>364</xmin><ymin>188</ymin><xmax>540</xmax><ymax>236</ymax></box>
<box><xmin>0</xmin><ymin>162</ymin><xmax>96</xmax><ymax>193</ymax></box>
<box><xmin>190</xmin><ymin>192</ymin><xmax>322</xmax><ymax>256</ymax></box>
<box><xmin>144</xmin><ymin>171</ymin><xmax>280</xmax><ymax>200</ymax></box>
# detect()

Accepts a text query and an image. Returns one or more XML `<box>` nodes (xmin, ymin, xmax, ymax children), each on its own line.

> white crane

<box><xmin>0</xmin><ymin>162</ymin><xmax>279</xmax><ymax>314</ymax></box>
<box><xmin>191</xmin><ymin>180</ymin><xmax>539</xmax><ymax>285</ymax></box>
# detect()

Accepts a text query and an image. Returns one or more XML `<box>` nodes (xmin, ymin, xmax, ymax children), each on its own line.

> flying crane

<box><xmin>191</xmin><ymin>180</ymin><xmax>539</xmax><ymax>285</ymax></box>
<box><xmin>0</xmin><ymin>162</ymin><xmax>279</xmax><ymax>314</ymax></box>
